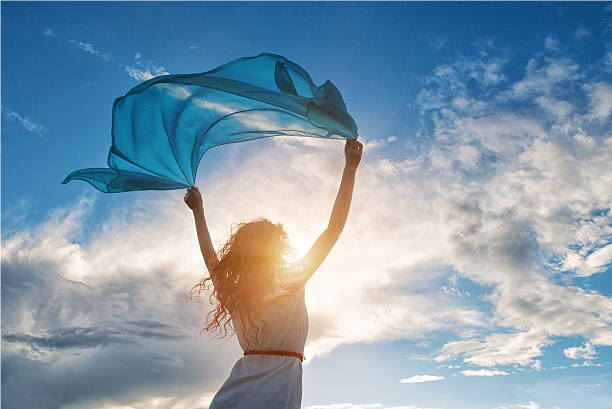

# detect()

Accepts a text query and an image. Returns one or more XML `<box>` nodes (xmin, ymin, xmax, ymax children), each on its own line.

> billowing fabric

<box><xmin>62</xmin><ymin>53</ymin><xmax>358</xmax><ymax>193</ymax></box>
<box><xmin>209</xmin><ymin>282</ymin><xmax>308</xmax><ymax>409</ymax></box>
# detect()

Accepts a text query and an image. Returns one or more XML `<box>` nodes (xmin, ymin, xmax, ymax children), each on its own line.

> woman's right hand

<box><xmin>344</xmin><ymin>139</ymin><xmax>363</xmax><ymax>171</ymax></box>
<box><xmin>184</xmin><ymin>187</ymin><xmax>203</xmax><ymax>212</ymax></box>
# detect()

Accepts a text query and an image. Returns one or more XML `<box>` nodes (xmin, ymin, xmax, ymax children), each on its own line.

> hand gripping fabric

<box><xmin>62</xmin><ymin>53</ymin><xmax>358</xmax><ymax>193</ymax></box>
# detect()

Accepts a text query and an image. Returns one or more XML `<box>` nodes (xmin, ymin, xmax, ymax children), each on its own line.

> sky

<box><xmin>1</xmin><ymin>1</ymin><xmax>612</xmax><ymax>409</ymax></box>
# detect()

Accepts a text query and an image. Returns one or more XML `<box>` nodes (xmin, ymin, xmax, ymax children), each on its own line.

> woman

<box><xmin>184</xmin><ymin>139</ymin><xmax>363</xmax><ymax>409</ymax></box>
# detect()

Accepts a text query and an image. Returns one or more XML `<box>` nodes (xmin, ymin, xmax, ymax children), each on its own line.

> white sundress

<box><xmin>208</xmin><ymin>282</ymin><xmax>309</xmax><ymax>409</ymax></box>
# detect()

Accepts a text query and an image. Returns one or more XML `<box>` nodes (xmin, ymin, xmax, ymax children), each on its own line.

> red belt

<box><xmin>244</xmin><ymin>349</ymin><xmax>305</xmax><ymax>362</ymax></box>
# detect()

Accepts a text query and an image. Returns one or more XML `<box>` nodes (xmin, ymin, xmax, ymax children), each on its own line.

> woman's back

<box><xmin>208</xmin><ymin>283</ymin><xmax>308</xmax><ymax>409</ymax></box>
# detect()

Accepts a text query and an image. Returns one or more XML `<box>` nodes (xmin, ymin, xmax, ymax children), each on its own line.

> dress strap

<box><xmin>244</xmin><ymin>349</ymin><xmax>305</xmax><ymax>362</ymax></box>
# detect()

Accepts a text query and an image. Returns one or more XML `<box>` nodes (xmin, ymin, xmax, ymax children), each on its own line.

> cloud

<box><xmin>306</xmin><ymin>405</ymin><xmax>431</xmax><ymax>409</ymax></box>
<box><xmin>416</xmin><ymin>43</ymin><xmax>612</xmax><ymax>367</ymax></box>
<box><xmin>429</xmin><ymin>36</ymin><xmax>448</xmax><ymax>51</ymax></box>
<box><xmin>544</xmin><ymin>36</ymin><xmax>561</xmax><ymax>51</ymax></box>
<box><xmin>513</xmin><ymin>403</ymin><xmax>540</xmax><ymax>409</ymax></box>
<box><xmin>399</xmin><ymin>375</ymin><xmax>444</xmax><ymax>384</ymax></box>
<box><xmin>65</xmin><ymin>392</ymin><xmax>216</xmax><ymax>409</ymax></box>
<box><xmin>535</xmin><ymin>96</ymin><xmax>573</xmax><ymax>117</ymax></box>
<box><xmin>125</xmin><ymin>52</ymin><xmax>170</xmax><ymax>81</ymax></box>
<box><xmin>573</xmin><ymin>27</ymin><xmax>590</xmax><ymax>39</ymax></box>
<box><xmin>0</xmin><ymin>195</ymin><xmax>237</xmax><ymax>408</ymax></box>
<box><xmin>460</xmin><ymin>369</ymin><xmax>509</xmax><ymax>377</ymax></box>
<box><xmin>563</xmin><ymin>342</ymin><xmax>596</xmax><ymax>360</ymax></box>
<box><xmin>2</xmin><ymin>320</ymin><xmax>190</xmax><ymax>352</ymax></box>
<box><xmin>43</xmin><ymin>29</ymin><xmax>171</xmax><ymax>84</ymax></box>
<box><xmin>417</xmin><ymin>55</ymin><xmax>507</xmax><ymax>113</ymax></box>
<box><xmin>1</xmin><ymin>105</ymin><xmax>47</xmax><ymax>134</ymax></box>
<box><xmin>42</xmin><ymin>28</ymin><xmax>112</xmax><ymax>63</ymax></box>
<box><xmin>435</xmin><ymin>331</ymin><xmax>550</xmax><ymax>367</ymax></box>
<box><xmin>67</xmin><ymin>39</ymin><xmax>111</xmax><ymax>62</ymax></box>
<box><xmin>41</xmin><ymin>29</ymin><xmax>170</xmax><ymax>82</ymax></box>
<box><xmin>563</xmin><ymin>243</ymin><xmax>612</xmax><ymax>277</ymax></box>
<box><xmin>43</xmin><ymin>27</ymin><xmax>57</xmax><ymax>37</ymax></box>
<box><xmin>362</xmin><ymin>135</ymin><xmax>398</xmax><ymax>150</ymax></box>
<box><xmin>493</xmin><ymin>404</ymin><xmax>542</xmax><ymax>409</ymax></box>
<box><xmin>586</xmin><ymin>82</ymin><xmax>612</xmax><ymax>120</ymax></box>
<box><xmin>501</xmin><ymin>56</ymin><xmax>581</xmax><ymax>100</ymax></box>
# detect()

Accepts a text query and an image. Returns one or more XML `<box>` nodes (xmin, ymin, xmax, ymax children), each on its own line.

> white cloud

<box><xmin>586</xmin><ymin>82</ymin><xmax>612</xmax><ymax>120</ymax></box>
<box><xmin>362</xmin><ymin>135</ymin><xmax>399</xmax><ymax>150</ymax></box>
<box><xmin>573</xmin><ymin>27</ymin><xmax>590</xmax><ymax>39</ymax></box>
<box><xmin>125</xmin><ymin>67</ymin><xmax>169</xmax><ymax>81</ymax></box>
<box><xmin>436</xmin><ymin>331</ymin><xmax>550</xmax><ymax>367</ymax></box>
<box><xmin>418</xmin><ymin>45</ymin><xmax>612</xmax><ymax>367</ymax></box>
<box><xmin>544</xmin><ymin>36</ymin><xmax>561</xmax><ymax>51</ymax></box>
<box><xmin>535</xmin><ymin>96</ymin><xmax>573</xmax><ymax>117</ymax></box>
<box><xmin>67</xmin><ymin>392</ymin><xmax>216</xmax><ymax>409</ymax></box>
<box><xmin>563</xmin><ymin>342</ymin><xmax>596</xmax><ymax>360</ymax></box>
<box><xmin>43</xmin><ymin>27</ymin><xmax>56</xmax><ymax>37</ymax></box>
<box><xmin>67</xmin><ymin>39</ymin><xmax>111</xmax><ymax>62</ymax></box>
<box><xmin>307</xmin><ymin>405</ymin><xmax>384</xmax><ymax>409</ymax></box>
<box><xmin>1</xmin><ymin>195</ymin><xmax>237</xmax><ymax>407</ymax></box>
<box><xmin>125</xmin><ymin>52</ymin><xmax>170</xmax><ymax>81</ymax></box>
<box><xmin>514</xmin><ymin>403</ymin><xmax>540</xmax><ymax>409</ymax></box>
<box><xmin>502</xmin><ymin>57</ymin><xmax>581</xmax><ymax>99</ymax></box>
<box><xmin>460</xmin><ymin>369</ymin><xmax>509</xmax><ymax>377</ymax></box>
<box><xmin>43</xmin><ymin>29</ymin><xmax>111</xmax><ymax>62</ymax></box>
<box><xmin>429</xmin><ymin>36</ymin><xmax>448</xmax><ymax>51</ymax></box>
<box><xmin>563</xmin><ymin>244</ymin><xmax>612</xmax><ymax>277</ymax></box>
<box><xmin>1</xmin><ymin>105</ymin><xmax>47</xmax><ymax>134</ymax></box>
<box><xmin>306</xmin><ymin>405</ymin><xmax>430</xmax><ymax>409</ymax></box>
<box><xmin>400</xmin><ymin>375</ymin><xmax>444</xmax><ymax>384</ymax></box>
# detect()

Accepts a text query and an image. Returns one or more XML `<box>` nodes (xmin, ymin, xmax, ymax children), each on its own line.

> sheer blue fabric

<box><xmin>62</xmin><ymin>53</ymin><xmax>358</xmax><ymax>193</ymax></box>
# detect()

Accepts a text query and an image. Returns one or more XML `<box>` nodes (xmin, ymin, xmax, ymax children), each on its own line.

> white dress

<box><xmin>208</xmin><ymin>282</ymin><xmax>309</xmax><ymax>409</ymax></box>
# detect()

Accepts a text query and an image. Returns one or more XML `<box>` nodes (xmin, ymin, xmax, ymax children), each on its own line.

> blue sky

<box><xmin>2</xmin><ymin>2</ymin><xmax>612</xmax><ymax>409</ymax></box>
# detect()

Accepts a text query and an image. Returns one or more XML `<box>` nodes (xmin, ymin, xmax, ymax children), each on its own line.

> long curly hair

<box><xmin>189</xmin><ymin>218</ymin><xmax>291</xmax><ymax>346</ymax></box>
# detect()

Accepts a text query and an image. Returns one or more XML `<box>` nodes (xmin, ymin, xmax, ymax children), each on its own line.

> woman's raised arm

<box><xmin>185</xmin><ymin>187</ymin><xmax>220</xmax><ymax>273</ymax></box>
<box><xmin>291</xmin><ymin>139</ymin><xmax>363</xmax><ymax>284</ymax></box>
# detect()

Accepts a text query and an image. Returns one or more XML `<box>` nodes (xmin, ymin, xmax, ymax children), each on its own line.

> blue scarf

<box><xmin>62</xmin><ymin>53</ymin><xmax>358</xmax><ymax>193</ymax></box>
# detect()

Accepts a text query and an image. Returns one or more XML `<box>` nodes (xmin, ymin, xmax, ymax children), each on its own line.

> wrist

<box><xmin>192</xmin><ymin>207</ymin><xmax>204</xmax><ymax>216</ymax></box>
<box><xmin>344</xmin><ymin>163</ymin><xmax>358</xmax><ymax>172</ymax></box>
